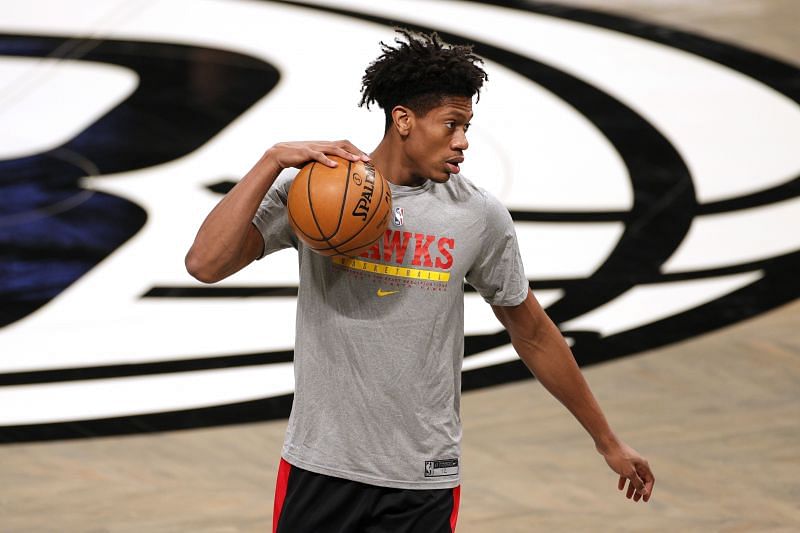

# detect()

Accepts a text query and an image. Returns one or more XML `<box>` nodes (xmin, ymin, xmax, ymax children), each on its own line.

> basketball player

<box><xmin>186</xmin><ymin>30</ymin><xmax>654</xmax><ymax>532</ymax></box>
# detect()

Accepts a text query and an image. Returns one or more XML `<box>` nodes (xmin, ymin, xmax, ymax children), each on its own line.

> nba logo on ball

<box><xmin>393</xmin><ymin>206</ymin><xmax>404</xmax><ymax>227</ymax></box>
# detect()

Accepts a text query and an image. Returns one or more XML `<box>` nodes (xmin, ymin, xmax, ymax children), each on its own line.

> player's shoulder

<box><xmin>439</xmin><ymin>173</ymin><xmax>490</xmax><ymax>203</ymax></box>
<box><xmin>445</xmin><ymin>174</ymin><xmax>512</xmax><ymax>227</ymax></box>
<box><xmin>443</xmin><ymin>173</ymin><xmax>506</xmax><ymax>209</ymax></box>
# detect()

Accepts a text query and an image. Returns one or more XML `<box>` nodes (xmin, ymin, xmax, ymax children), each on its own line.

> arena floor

<box><xmin>1</xmin><ymin>1</ymin><xmax>798</xmax><ymax>531</ymax></box>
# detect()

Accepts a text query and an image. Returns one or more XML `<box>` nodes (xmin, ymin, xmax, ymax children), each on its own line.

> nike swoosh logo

<box><xmin>376</xmin><ymin>289</ymin><xmax>399</xmax><ymax>297</ymax></box>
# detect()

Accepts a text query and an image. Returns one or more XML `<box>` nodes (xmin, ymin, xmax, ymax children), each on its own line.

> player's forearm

<box><xmin>185</xmin><ymin>152</ymin><xmax>280</xmax><ymax>282</ymax></box>
<box><xmin>497</xmin><ymin>295</ymin><xmax>619</xmax><ymax>449</ymax></box>
<box><xmin>512</xmin><ymin>322</ymin><xmax>618</xmax><ymax>449</ymax></box>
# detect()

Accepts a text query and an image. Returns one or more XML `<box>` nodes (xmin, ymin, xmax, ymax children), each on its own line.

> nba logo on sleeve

<box><xmin>393</xmin><ymin>206</ymin><xmax>404</xmax><ymax>227</ymax></box>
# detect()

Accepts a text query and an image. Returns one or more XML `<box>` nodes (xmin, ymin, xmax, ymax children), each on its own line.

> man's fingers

<box><xmin>308</xmin><ymin>143</ymin><xmax>370</xmax><ymax>166</ymax></box>
<box><xmin>644</xmin><ymin>475</ymin><xmax>656</xmax><ymax>502</ymax></box>
<box><xmin>309</xmin><ymin>150</ymin><xmax>338</xmax><ymax>168</ymax></box>
<box><xmin>622</xmin><ymin>469</ymin><xmax>646</xmax><ymax>501</ymax></box>
<box><xmin>632</xmin><ymin>472</ymin><xmax>646</xmax><ymax>495</ymax></box>
<box><xmin>605</xmin><ymin>444</ymin><xmax>654</xmax><ymax>503</ymax></box>
<box><xmin>276</xmin><ymin>140</ymin><xmax>371</xmax><ymax>169</ymax></box>
<box><xmin>330</xmin><ymin>146</ymin><xmax>365</xmax><ymax>162</ymax></box>
<box><xmin>640</xmin><ymin>464</ymin><xmax>655</xmax><ymax>502</ymax></box>
<box><xmin>334</xmin><ymin>139</ymin><xmax>371</xmax><ymax>161</ymax></box>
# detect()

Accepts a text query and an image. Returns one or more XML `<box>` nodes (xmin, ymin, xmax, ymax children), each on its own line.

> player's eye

<box><xmin>445</xmin><ymin>121</ymin><xmax>455</xmax><ymax>129</ymax></box>
<box><xmin>464</xmin><ymin>122</ymin><xmax>471</xmax><ymax>132</ymax></box>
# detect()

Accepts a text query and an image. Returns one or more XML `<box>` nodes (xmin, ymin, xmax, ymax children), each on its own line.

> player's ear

<box><xmin>391</xmin><ymin>105</ymin><xmax>412</xmax><ymax>137</ymax></box>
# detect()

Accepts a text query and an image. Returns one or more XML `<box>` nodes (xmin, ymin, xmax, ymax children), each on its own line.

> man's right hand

<box><xmin>186</xmin><ymin>139</ymin><xmax>372</xmax><ymax>283</ymax></box>
<box><xmin>265</xmin><ymin>140</ymin><xmax>371</xmax><ymax>170</ymax></box>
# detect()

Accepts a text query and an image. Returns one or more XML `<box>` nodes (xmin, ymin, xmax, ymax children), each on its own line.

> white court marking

<box><xmin>0</xmin><ymin>0</ymin><xmax>797</xmax><ymax>425</ymax></box>
<box><xmin>0</xmin><ymin>57</ymin><xmax>137</xmax><ymax>160</ymax></box>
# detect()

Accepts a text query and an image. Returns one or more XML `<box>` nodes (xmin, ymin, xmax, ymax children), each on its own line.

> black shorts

<box><xmin>273</xmin><ymin>459</ymin><xmax>460</xmax><ymax>533</ymax></box>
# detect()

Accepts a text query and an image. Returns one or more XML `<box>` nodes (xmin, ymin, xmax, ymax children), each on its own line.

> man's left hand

<box><xmin>598</xmin><ymin>439</ymin><xmax>655</xmax><ymax>503</ymax></box>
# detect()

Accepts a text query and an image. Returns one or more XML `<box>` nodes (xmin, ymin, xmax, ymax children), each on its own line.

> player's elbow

<box><xmin>185</xmin><ymin>248</ymin><xmax>222</xmax><ymax>284</ymax></box>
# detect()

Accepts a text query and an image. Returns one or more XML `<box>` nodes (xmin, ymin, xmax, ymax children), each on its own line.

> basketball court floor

<box><xmin>1</xmin><ymin>0</ymin><xmax>799</xmax><ymax>531</ymax></box>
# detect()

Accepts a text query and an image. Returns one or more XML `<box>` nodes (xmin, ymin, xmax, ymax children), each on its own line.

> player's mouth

<box><xmin>446</xmin><ymin>156</ymin><xmax>464</xmax><ymax>174</ymax></box>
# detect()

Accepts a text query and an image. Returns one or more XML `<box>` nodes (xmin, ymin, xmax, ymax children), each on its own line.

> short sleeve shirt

<box><xmin>253</xmin><ymin>170</ymin><xmax>528</xmax><ymax>489</ymax></box>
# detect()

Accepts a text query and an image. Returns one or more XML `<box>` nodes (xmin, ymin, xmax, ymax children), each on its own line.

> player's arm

<box><xmin>185</xmin><ymin>140</ymin><xmax>370</xmax><ymax>283</ymax></box>
<box><xmin>491</xmin><ymin>289</ymin><xmax>655</xmax><ymax>503</ymax></box>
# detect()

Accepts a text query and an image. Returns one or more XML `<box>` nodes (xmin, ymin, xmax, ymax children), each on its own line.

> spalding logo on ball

<box><xmin>287</xmin><ymin>156</ymin><xmax>392</xmax><ymax>257</ymax></box>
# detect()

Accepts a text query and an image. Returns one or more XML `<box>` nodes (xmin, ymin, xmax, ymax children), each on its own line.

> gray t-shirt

<box><xmin>253</xmin><ymin>169</ymin><xmax>528</xmax><ymax>489</ymax></box>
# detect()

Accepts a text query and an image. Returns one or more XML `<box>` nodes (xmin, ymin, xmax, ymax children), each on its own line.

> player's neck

<box><xmin>370</xmin><ymin>137</ymin><xmax>427</xmax><ymax>188</ymax></box>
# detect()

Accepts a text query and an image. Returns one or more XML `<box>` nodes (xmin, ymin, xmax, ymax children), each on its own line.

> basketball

<box><xmin>287</xmin><ymin>156</ymin><xmax>392</xmax><ymax>257</ymax></box>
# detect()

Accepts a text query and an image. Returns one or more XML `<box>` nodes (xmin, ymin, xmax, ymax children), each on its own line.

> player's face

<box><xmin>407</xmin><ymin>96</ymin><xmax>473</xmax><ymax>183</ymax></box>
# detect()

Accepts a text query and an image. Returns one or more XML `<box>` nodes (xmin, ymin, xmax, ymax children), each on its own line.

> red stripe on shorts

<box><xmin>272</xmin><ymin>458</ymin><xmax>292</xmax><ymax>533</ymax></box>
<box><xmin>450</xmin><ymin>485</ymin><xmax>461</xmax><ymax>532</ymax></box>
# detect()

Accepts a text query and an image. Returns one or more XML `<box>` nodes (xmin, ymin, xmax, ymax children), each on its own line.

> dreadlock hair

<box><xmin>359</xmin><ymin>29</ymin><xmax>488</xmax><ymax>131</ymax></box>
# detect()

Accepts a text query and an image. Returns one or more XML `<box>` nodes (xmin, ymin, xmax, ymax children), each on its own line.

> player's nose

<box><xmin>451</xmin><ymin>130</ymin><xmax>469</xmax><ymax>151</ymax></box>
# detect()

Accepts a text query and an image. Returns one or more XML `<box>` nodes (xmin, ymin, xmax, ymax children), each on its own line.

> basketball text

<box><xmin>351</xmin><ymin>167</ymin><xmax>376</xmax><ymax>220</ymax></box>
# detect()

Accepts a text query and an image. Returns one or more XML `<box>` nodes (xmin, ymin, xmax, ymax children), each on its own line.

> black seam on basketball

<box><xmin>288</xmin><ymin>165</ymin><xmax>327</xmax><ymax>243</ymax></box>
<box><xmin>306</xmin><ymin>162</ymin><xmax>337</xmax><ymax>250</ymax></box>
<box><xmin>326</xmin><ymin>160</ymin><xmax>372</xmax><ymax>249</ymax></box>
<box><xmin>309</xmin><ymin>198</ymin><xmax>387</xmax><ymax>252</ymax></box>
<box><xmin>336</xmin><ymin>178</ymin><xmax>390</xmax><ymax>254</ymax></box>
<box><xmin>339</xmin><ymin>167</ymin><xmax>388</xmax><ymax>250</ymax></box>
<box><xmin>338</xmin><ymin>211</ymin><xmax>390</xmax><ymax>255</ymax></box>
<box><xmin>288</xmin><ymin>207</ymin><xmax>328</xmax><ymax>245</ymax></box>
<box><xmin>309</xmin><ymin>195</ymin><xmax>388</xmax><ymax>252</ymax></box>
<box><xmin>329</xmin><ymin>159</ymin><xmax>351</xmax><ymax>240</ymax></box>
<box><xmin>320</xmin><ymin>165</ymin><xmax>390</xmax><ymax>252</ymax></box>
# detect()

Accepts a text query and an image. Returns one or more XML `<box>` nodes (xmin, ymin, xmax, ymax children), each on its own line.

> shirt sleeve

<box><xmin>465</xmin><ymin>191</ymin><xmax>529</xmax><ymax>306</ymax></box>
<box><xmin>251</xmin><ymin>168</ymin><xmax>299</xmax><ymax>259</ymax></box>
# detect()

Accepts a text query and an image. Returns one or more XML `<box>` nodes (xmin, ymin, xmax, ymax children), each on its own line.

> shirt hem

<box><xmin>281</xmin><ymin>452</ymin><xmax>461</xmax><ymax>490</ymax></box>
<box><xmin>486</xmin><ymin>285</ymin><xmax>529</xmax><ymax>307</ymax></box>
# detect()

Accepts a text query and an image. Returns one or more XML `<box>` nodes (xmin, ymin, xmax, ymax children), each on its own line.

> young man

<box><xmin>186</xmin><ymin>30</ymin><xmax>654</xmax><ymax>532</ymax></box>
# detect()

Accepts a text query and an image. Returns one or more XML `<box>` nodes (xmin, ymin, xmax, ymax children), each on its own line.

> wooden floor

<box><xmin>2</xmin><ymin>1</ymin><xmax>799</xmax><ymax>531</ymax></box>
<box><xmin>3</xmin><ymin>298</ymin><xmax>799</xmax><ymax>532</ymax></box>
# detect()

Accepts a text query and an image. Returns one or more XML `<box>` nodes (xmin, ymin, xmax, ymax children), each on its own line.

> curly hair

<box><xmin>359</xmin><ymin>29</ymin><xmax>488</xmax><ymax>130</ymax></box>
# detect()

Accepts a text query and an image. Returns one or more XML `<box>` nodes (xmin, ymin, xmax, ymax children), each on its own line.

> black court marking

<box><xmin>268</xmin><ymin>0</ymin><xmax>697</xmax><ymax>325</ymax></box>
<box><xmin>6</xmin><ymin>249</ymin><xmax>787</xmax><ymax>390</ymax></box>
<box><xmin>206</xmin><ymin>180</ymin><xmax>238</xmax><ymax>195</ymax></box>
<box><xmin>696</xmin><ymin>177</ymin><xmax>800</xmax><ymax>215</ymax></box>
<box><xmin>0</xmin><ymin>395</ymin><xmax>295</xmax><ymax>444</ymax></box>
<box><xmin>145</xmin><ymin>249</ymin><xmax>792</xmax><ymax>297</ymax></box>
<box><xmin>266</xmin><ymin>1</ymin><xmax>799</xmax><ymax>359</ymax></box>
<box><xmin>0</xmin><ymin>351</ymin><xmax>294</xmax><ymax>386</ymax></box>
<box><xmin>0</xmin><ymin>34</ymin><xmax>279</xmax><ymax>328</ymax></box>
<box><xmin>2</xmin><ymin>1</ymin><xmax>799</xmax><ymax>442</ymax></box>
<box><xmin>144</xmin><ymin>285</ymin><xmax>300</xmax><ymax>298</ymax></box>
<box><xmin>464</xmin><ymin>0</ymin><xmax>800</xmax><ymax>104</ymax></box>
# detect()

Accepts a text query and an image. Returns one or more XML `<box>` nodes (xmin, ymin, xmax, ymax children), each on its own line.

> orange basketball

<box><xmin>287</xmin><ymin>156</ymin><xmax>392</xmax><ymax>257</ymax></box>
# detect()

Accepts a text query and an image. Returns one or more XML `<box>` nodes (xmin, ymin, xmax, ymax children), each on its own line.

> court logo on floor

<box><xmin>0</xmin><ymin>0</ymin><xmax>798</xmax><ymax>442</ymax></box>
